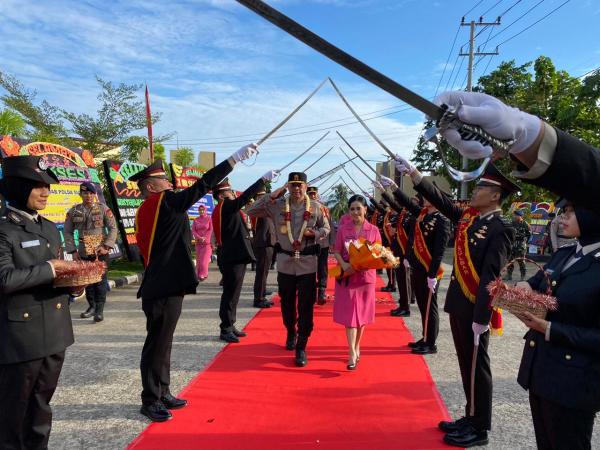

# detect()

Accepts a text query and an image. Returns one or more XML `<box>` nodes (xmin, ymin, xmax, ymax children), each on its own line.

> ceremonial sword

<box><xmin>303</xmin><ymin>145</ymin><xmax>334</xmax><ymax>172</ymax></box>
<box><xmin>278</xmin><ymin>131</ymin><xmax>330</xmax><ymax>173</ymax></box>
<box><xmin>235</xmin><ymin>0</ymin><xmax>508</xmax><ymax>180</ymax></box>
<box><xmin>308</xmin><ymin>157</ymin><xmax>358</xmax><ymax>185</ymax></box>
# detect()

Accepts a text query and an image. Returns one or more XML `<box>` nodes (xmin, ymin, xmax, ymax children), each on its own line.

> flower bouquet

<box><xmin>487</xmin><ymin>257</ymin><xmax>558</xmax><ymax>320</ymax></box>
<box><xmin>330</xmin><ymin>238</ymin><xmax>400</xmax><ymax>278</ymax></box>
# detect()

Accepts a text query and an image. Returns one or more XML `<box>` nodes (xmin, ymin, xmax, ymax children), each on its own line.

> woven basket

<box><xmin>54</xmin><ymin>260</ymin><xmax>106</xmax><ymax>287</ymax></box>
<box><xmin>488</xmin><ymin>257</ymin><xmax>558</xmax><ymax>320</ymax></box>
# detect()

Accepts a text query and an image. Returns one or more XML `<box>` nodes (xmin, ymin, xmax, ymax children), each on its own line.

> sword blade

<box><xmin>339</xmin><ymin>146</ymin><xmax>375</xmax><ymax>183</ymax></box>
<box><xmin>303</xmin><ymin>145</ymin><xmax>334</xmax><ymax>172</ymax></box>
<box><xmin>279</xmin><ymin>131</ymin><xmax>330</xmax><ymax>172</ymax></box>
<box><xmin>257</xmin><ymin>77</ymin><xmax>328</xmax><ymax>146</ymax></box>
<box><xmin>236</xmin><ymin>0</ymin><xmax>444</xmax><ymax>120</ymax></box>
<box><xmin>337</xmin><ymin>132</ymin><xmax>378</xmax><ymax>177</ymax></box>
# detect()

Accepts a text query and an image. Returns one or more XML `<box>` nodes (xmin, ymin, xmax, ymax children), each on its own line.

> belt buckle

<box><xmin>293</xmin><ymin>250</ymin><xmax>300</xmax><ymax>260</ymax></box>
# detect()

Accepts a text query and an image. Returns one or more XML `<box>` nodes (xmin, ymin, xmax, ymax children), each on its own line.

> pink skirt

<box><xmin>195</xmin><ymin>244</ymin><xmax>212</xmax><ymax>279</ymax></box>
<box><xmin>333</xmin><ymin>277</ymin><xmax>376</xmax><ymax>328</ymax></box>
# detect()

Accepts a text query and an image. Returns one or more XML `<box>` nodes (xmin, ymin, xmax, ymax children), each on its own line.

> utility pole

<box><xmin>458</xmin><ymin>16</ymin><xmax>501</xmax><ymax>200</ymax></box>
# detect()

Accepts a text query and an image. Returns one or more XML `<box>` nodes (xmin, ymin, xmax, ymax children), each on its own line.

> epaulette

<box><xmin>496</xmin><ymin>215</ymin><xmax>512</xmax><ymax>227</ymax></box>
<box><xmin>7</xmin><ymin>211</ymin><xmax>23</xmax><ymax>224</ymax></box>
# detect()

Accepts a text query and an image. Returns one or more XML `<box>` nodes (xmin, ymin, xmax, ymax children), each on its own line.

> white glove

<box><xmin>379</xmin><ymin>175</ymin><xmax>397</xmax><ymax>189</ymax></box>
<box><xmin>472</xmin><ymin>322</ymin><xmax>490</xmax><ymax>346</ymax></box>
<box><xmin>372</xmin><ymin>180</ymin><xmax>384</xmax><ymax>191</ymax></box>
<box><xmin>394</xmin><ymin>154</ymin><xmax>415</xmax><ymax>175</ymax></box>
<box><xmin>427</xmin><ymin>277</ymin><xmax>437</xmax><ymax>291</ymax></box>
<box><xmin>261</xmin><ymin>169</ymin><xmax>280</xmax><ymax>181</ymax></box>
<box><xmin>403</xmin><ymin>258</ymin><xmax>410</xmax><ymax>269</ymax></box>
<box><xmin>435</xmin><ymin>91</ymin><xmax>542</xmax><ymax>158</ymax></box>
<box><xmin>231</xmin><ymin>143</ymin><xmax>258</xmax><ymax>163</ymax></box>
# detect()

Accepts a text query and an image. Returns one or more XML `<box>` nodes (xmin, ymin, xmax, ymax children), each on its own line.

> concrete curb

<box><xmin>107</xmin><ymin>272</ymin><xmax>143</xmax><ymax>289</ymax></box>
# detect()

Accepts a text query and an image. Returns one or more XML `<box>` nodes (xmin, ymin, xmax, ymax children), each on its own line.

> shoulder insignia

<box><xmin>594</xmin><ymin>251</ymin><xmax>600</xmax><ymax>259</ymax></box>
<box><xmin>496</xmin><ymin>215</ymin><xmax>512</xmax><ymax>227</ymax></box>
<box><xmin>8</xmin><ymin>211</ymin><xmax>22</xmax><ymax>223</ymax></box>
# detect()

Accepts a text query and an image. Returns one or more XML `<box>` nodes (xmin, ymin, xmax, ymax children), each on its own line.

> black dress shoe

<box><xmin>438</xmin><ymin>416</ymin><xmax>470</xmax><ymax>433</ymax></box>
<box><xmin>265</xmin><ymin>290</ymin><xmax>273</xmax><ymax>296</ymax></box>
<box><xmin>380</xmin><ymin>286</ymin><xmax>392</xmax><ymax>292</ymax></box>
<box><xmin>411</xmin><ymin>344</ymin><xmax>437</xmax><ymax>355</ymax></box>
<box><xmin>408</xmin><ymin>338</ymin><xmax>424</xmax><ymax>348</ymax></box>
<box><xmin>265</xmin><ymin>299</ymin><xmax>275</xmax><ymax>306</ymax></box>
<box><xmin>140</xmin><ymin>402</ymin><xmax>172</xmax><ymax>422</ymax></box>
<box><xmin>285</xmin><ymin>333</ymin><xmax>297</xmax><ymax>351</ymax></box>
<box><xmin>295</xmin><ymin>349</ymin><xmax>307</xmax><ymax>367</ymax></box>
<box><xmin>232</xmin><ymin>327</ymin><xmax>247</xmax><ymax>337</ymax></box>
<box><xmin>219</xmin><ymin>331</ymin><xmax>240</xmax><ymax>343</ymax></box>
<box><xmin>161</xmin><ymin>393</ymin><xmax>187</xmax><ymax>409</ymax></box>
<box><xmin>443</xmin><ymin>425</ymin><xmax>488</xmax><ymax>448</ymax></box>
<box><xmin>253</xmin><ymin>300</ymin><xmax>271</xmax><ymax>308</ymax></box>
<box><xmin>390</xmin><ymin>308</ymin><xmax>410</xmax><ymax>317</ymax></box>
<box><xmin>80</xmin><ymin>304</ymin><xmax>95</xmax><ymax>319</ymax></box>
<box><xmin>390</xmin><ymin>307</ymin><xmax>400</xmax><ymax>314</ymax></box>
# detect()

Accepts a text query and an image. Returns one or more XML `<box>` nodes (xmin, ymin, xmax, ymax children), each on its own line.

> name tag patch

<box><xmin>21</xmin><ymin>240</ymin><xmax>41</xmax><ymax>248</ymax></box>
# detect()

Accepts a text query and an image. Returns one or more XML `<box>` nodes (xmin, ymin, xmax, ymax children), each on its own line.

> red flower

<box><xmin>284</xmin><ymin>212</ymin><xmax>291</xmax><ymax>221</ymax></box>
<box><xmin>292</xmin><ymin>240</ymin><xmax>301</xmax><ymax>250</ymax></box>
<box><xmin>303</xmin><ymin>210</ymin><xmax>311</xmax><ymax>221</ymax></box>
<box><xmin>0</xmin><ymin>135</ymin><xmax>20</xmax><ymax>157</ymax></box>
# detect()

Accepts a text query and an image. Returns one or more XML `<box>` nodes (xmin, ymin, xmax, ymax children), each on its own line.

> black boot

<box><xmin>285</xmin><ymin>332</ymin><xmax>297</xmax><ymax>351</ymax></box>
<box><xmin>94</xmin><ymin>302</ymin><xmax>104</xmax><ymax>322</ymax></box>
<box><xmin>80</xmin><ymin>299</ymin><xmax>95</xmax><ymax>318</ymax></box>
<box><xmin>316</xmin><ymin>288</ymin><xmax>326</xmax><ymax>305</ymax></box>
<box><xmin>295</xmin><ymin>336</ymin><xmax>308</xmax><ymax>367</ymax></box>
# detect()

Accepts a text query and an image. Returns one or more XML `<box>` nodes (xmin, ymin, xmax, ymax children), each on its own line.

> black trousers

<box><xmin>449</xmin><ymin>313</ymin><xmax>492</xmax><ymax>431</ymax></box>
<box><xmin>219</xmin><ymin>263</ymin><xmax>247</xmax><ymax>332</ymax></box>
<box><xmin>0</xmin><ymin>351</ymin><xmax>65</xmax><ymax>450</ymax></box>
<box><xmin>385</xmin><ymin>267</ymin><xmax>395</xmax><ymax>287</ymax></box>
<box><xmin>394</xmin><ymin>263</ymin><xmax>411</xmax><ymax>310</ymax></box>
<box><xmin>253</xmin><ymin>246</ymin><xmax>273</xmax><ymax>301</ymax></box>
<box><xmin>412</xmin><ymin>265</ymin><xmax>439</xmax><ymax>345</ymax></box>
<box><xmin>277</xmin><ymin>272</ymin><xmax>316</xmax><ymax>346</ymax></box>
<box><xmin>529</xmin><ymin>392</ymin><xmax>595</xmax><ymax>450</ymax></box>
<box><xmin>140</xmin><ymin>296</ymin><xmax>183</xmax><ymax>405</ymax></box>
<box><xmin>83</xmin><ymin>254</ymin><xmax>109</xmax><ymax>304</ymax></box>
<box><xmin>317</xmin><ymin>246</ymin><xmax>329</xmax><ymax>291</ymax></box>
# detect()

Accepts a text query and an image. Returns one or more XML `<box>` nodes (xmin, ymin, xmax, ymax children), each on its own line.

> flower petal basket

<box><xmin>53</xmin><ymin>260</ymin><xmax>107</xmax><ymax>288</ymax></box>
<box><xmin>330</xmin><ymin>238</ymin><xmax>399</xmax><ymax>278</ymax></box>
<box><xmin>487</xmin><ymin>257</ymin><xmax>558</xmax><ymax>320</ymax></box>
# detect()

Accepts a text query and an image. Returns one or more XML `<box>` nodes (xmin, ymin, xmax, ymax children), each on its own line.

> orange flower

<box><xmin>81</xmin><ymin>149</ymin><xmax>95</xmax><ymax>167</ymax></box>
<box><xmin>0</xmin><ymin>135</ymin><xmax>21</xmax><ymax>157</ymax></box>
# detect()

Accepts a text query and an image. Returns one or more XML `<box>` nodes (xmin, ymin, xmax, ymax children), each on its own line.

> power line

<box><xmin>499</xmin><ymin>0</ymin><xmax>523</xmax><ymax>16</ymax></box>
<box><xmin>463</xmin><ymin>0</ymin><xmax>486</xmax><ymax>16</ymax></box>
<box><xmin>478</xmin><ymin>0</ymin><xmax>546</xmax><ymax>47</ymax></box>
<box><xmin>481</xmin><ymin>0</ymin><xmax>505</xmax><ymax>16</ymax></box>
<box><xmin>434</xmin><ymin>26</ymin><xmax>461</xmax><ymax>97</ymax></box>
<box><xmin>496</xmin><ymin>0</ymin><xmax>571</xmax><ymax>47</ymax></box>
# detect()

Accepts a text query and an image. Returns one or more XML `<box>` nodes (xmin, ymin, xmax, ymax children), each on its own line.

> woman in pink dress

<box><xmin>192</xmin><ymin>205</ymin><xmax>213</xmax><ymax>281</ymax></box>
<box><xmin>333</xmin><ymin>195</ymin><xmax>382</xmax><ymax>370</ymax></box>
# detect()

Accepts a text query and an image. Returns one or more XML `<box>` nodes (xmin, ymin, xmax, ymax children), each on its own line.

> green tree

<box><xmin>0</xmin><ymin>109</ymin><xmax>26</xmax><ymax>137</ymax></box>
<box><xmin>325</xmin><ymin>184</ymin><xmax>351</xmax><ymax>220</ymax></box>
<box><xmin>153</xmin><ymin>143</ymin><xmax>166</xmax><ymax>162</ymax></box>
<box><xmin>172</xmin><ymin>147</ymin><xmax>195</xmax><ymax>166</ymax></box>
<box><xmin>0</xmin><ymin>72</ymin><xmax>69</xmax><ymax>143</ymax></box>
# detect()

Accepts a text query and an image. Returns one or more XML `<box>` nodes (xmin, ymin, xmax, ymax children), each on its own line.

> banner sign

<box><xmin>510</xmin><ymin>201</ymin><xmax>555</xmax><ymax>254</ymax></box>
<box><xmin>0</xmin><ymin>136</ymin><xmax>122</xmax><ymax>258</ymax></box>
<box><xmin>169</xmin><ymin>163</ymin><xmax>206</xmax><ymax>189</ymax></box>
<box><xmin>103</xmin><ymin>160</ymin><xmax>146</xmax><ymax>261</ymax></box>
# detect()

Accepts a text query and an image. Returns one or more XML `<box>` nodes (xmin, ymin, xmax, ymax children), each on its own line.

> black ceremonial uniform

<box><xmin>0</xmin><ymin>156</ymin><xmax>73</xmax><ymax>449</ymax></box>
<box><xmin>252</xmin><ymin>203</ymin><xmax>276</xmax><ymax>306</ymax></box>
<box><xmin>214</xmin><ymin>178</ymin><xmax>265</xmax><ymax>337</ymax></box>
<box><xmin>134</xmin><ymin>158</ymin><xmax>233</xmax><ymax>410</ymax></box>
<box><xmin>414</xmin><ymin>177</ymin><xmax>515</xmax><ymax>434</ymax></box>
<box><xmin>519</xmin><ymin>244</ymin><xmax>600</xmax><ymax>449</ymax></box>
<box><xmin>392</xmin><ymin>188</ymin><xmax>450</xmax><ymax>350</ymax></box>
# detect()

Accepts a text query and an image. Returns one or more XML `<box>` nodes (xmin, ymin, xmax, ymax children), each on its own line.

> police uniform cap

<box><xmin>477</xmin><ymin>163</ymin><xmax>520</xmax><ymax>196</ymax></box>
<box><xmin>129</xmin><ymin>159</ymin><xmax>169</xmax><ymax>183</ymax></box>
<box><xmin>0</xmin><ymin>155</ymin><xmax>59</xmax><ymax>185</ymax></box>
<box><xmin>214</xmin><ymin>179</ymin><xmax>232</xmax><ymax>192</ymax></box>
<box><xmin>307</xmin><ymin>186</ymin><xmax>318</xmax><ymax>194</ymax></box>
<box><xmin>80</xmin><ymin>181</ymin><xmax>97</xmax><ymax>194</ymax></box>
<box><xmin>287</xmin><ymin>172</ymin><xmax>307</xmax><ymax>184</ymax></box>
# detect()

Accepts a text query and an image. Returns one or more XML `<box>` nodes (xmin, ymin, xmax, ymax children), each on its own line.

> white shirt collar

<box><xmin>7</xmin><ymin>205</ymin><xmax>39</xmax><ymax>222</ymax></box>
<box><xmin>479</xmin><ymin>208</ymin><xmax>502</xmax><ymax>220</ymax></box>
<box><xmin>576</xmin><ymin>241</ymin><xmax>600</xmax><ymax>256</ymax></box>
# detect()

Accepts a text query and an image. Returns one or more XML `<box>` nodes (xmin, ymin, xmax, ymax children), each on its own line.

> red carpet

<box><xmin>128</xmin><ymin>266</ymin><xmax>451</xmax><ymax>450</ymax></box>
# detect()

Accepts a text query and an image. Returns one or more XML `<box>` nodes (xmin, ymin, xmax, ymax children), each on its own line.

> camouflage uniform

<box><xmin>64</xmin><ymin>201</ymin><xmax>117</xmax><ymax>319</ymax></box>
<box><xmin>507</xmin><ymin>219</ymin><xmax>531</xmax><ymax>280</ymax></box>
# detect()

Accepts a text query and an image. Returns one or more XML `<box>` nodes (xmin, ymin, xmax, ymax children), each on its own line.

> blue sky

<box><xmin>0</xmin><ymin>0</ymin><xmax>597</xmax><ymax>192</ymax></box>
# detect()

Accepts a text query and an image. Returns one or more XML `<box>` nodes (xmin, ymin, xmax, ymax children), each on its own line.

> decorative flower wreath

<box><xmin>284</xmin><ymin>194</ymin><xmax>311</xmax><ymax>250</ymax></box>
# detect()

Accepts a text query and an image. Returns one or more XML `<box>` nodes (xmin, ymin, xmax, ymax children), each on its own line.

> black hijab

<box><xmin>574</xmin><ymin>205</ymin><xmax>600</xmax><ymax>246</ymax></box>
<box><xmin>0</xmin><ymin>176</ymin><xmax>40</xmax><ymax>215</ymax></box>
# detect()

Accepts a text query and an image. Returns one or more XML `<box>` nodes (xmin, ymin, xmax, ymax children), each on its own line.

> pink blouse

<box><xmin>334</xmin><ymin>219</ymin><xmax>382</xmax><ymax>284</ymax></box>
<box><xmin>192</xmin><ymin>214</ymin><xmax>213</xmax><ymax>246</ymax></box>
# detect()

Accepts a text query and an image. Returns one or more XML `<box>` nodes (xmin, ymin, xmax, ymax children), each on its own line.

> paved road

<box><xmin>48</xmin><ymin>253</ymin><xmax>599</xmax><ymax>449</ymax></box>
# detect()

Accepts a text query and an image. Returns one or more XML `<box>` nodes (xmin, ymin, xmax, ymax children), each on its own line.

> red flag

<box><xmin>145</xmin><ymin>84</ymin><xmax>154</xmax><ymax>161</ymax></box>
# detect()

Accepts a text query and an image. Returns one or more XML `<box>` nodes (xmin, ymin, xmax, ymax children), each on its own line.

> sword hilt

<box><xmin>437</xmin><ymin>105</ymin><xmax>512</xmax><ymax>159</ymax></box>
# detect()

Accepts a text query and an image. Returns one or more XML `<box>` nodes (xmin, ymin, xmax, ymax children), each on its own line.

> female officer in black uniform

<box><xmin>516</xmin><ymin>200</ymin><xmax>600</xmax><ymax>449</ymax></box>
